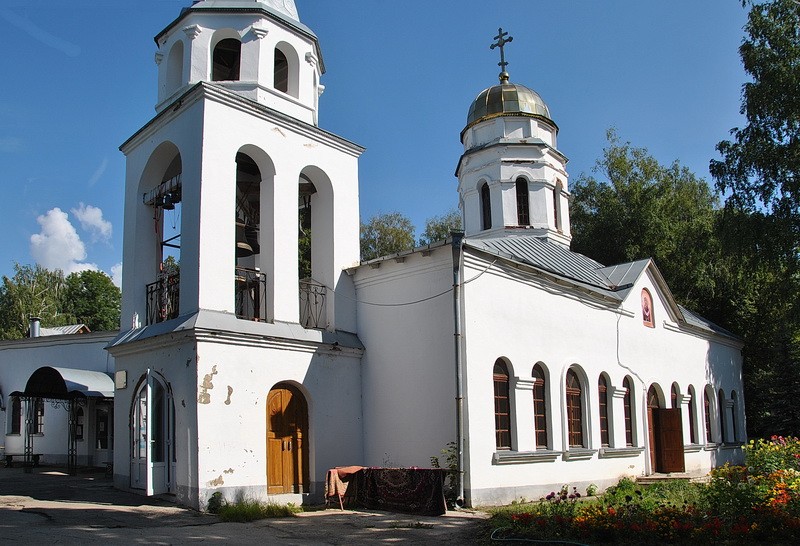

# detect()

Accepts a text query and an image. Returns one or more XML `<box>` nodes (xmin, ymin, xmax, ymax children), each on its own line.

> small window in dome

<box><xmin>274</xmin><ymin>48</ymin><xmax>288</xmax><ymax>93</ymax></box>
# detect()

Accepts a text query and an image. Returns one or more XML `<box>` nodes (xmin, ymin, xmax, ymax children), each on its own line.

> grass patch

<box><xmin>209</xmin><ymin>493</ymin><xmax>302</xmax><ymax>522</ymax></box>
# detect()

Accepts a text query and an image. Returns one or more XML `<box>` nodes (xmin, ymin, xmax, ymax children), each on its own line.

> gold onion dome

<box><xmin>466</xmin><ymin>77</ymin><xmax>552</xmax><ymax>130</ymax></box>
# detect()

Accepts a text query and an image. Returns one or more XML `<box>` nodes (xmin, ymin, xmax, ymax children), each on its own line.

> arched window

<box><xmin>703</xmin><ymin>389</ymin><xmax>713</xmax><ymax>443</ymax></box>
<box><xmin>598</xmin><ymin>375</ymin><xmax>609</xmax><ymax>447</ymax></box>
<box><xmin>212</xmin><ymin>38</ymin><xmax>241</xmax><ymax>81</ymax></box>
<box><xmin>623</xmin><ymin>376</ymin><xmax>634</xmax><ymax>446</ymax></box>
<box><xmin>641</xmin><ymin>289</ymin><xmax>654</xmax><ymax>328</ymax></box>
<box><xmin>687</xmin><ymin>385</ymin><xmax>698</xmax><ymax>444</ymax></box>
<box><xmin>566</xmin><ymin>369</ymin><xmax>584</xmax><ymax>448</ymax></box>
<box><xmin>671</xmin><ymin>383</ymin><xmax>679</xmax><ymax>409</ymax></box>
<box><xmin>274</xmin><ymin>48</ymin><xmax>288</xmax><ymax>93</ymax></box>
<box><xmin>480</xmin><ymin>183</ymin><xmax>492</xmax><ymax>230</ymax></box>
<box><xmin>553</xmin><ymin>183</ymin><xmax>561</xmax><ymax>231</ymax></box>
<box><xmin>718</xmin><ymin>389</ymin><xmax>726</xmax><ymax>443</ymax></box>
<box><xmin>33</xmin><ymin>398</ymin><xmax>44</xmax><ymax>434</ymax></box>
<box><xmin>10</xmin><ymin>396</ymin><xmax>21</xmax><ymax>434</ymax></box>
<box><xmin>516</xmin><ymin>178</ymin><xmax>530</xmax><ymax>226</ymax></box>
<box><xmin>532</xmin><ymin>364</ymin><xmax>547</xmax><ymax>449</ymax></box>
<box><xmin>493</xmin><ymin>360</ymin><xmax>511</xmax><ymax>450</ymax></box>
<box><xmin>731</xmin><ymin>390</ymin><xmax>739</xmax><ymax>442</ymax></box>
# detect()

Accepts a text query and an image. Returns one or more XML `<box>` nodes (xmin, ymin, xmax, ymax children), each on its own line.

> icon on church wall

<box><xmin>642</xmin><ymin>289</ymin><xmax>654</xmax><ymax>328</ymax></box>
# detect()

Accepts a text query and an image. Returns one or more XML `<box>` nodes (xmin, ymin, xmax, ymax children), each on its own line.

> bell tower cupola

<box><xmin>153</xmin><ymin>0</ymin><xmax>325</xmax><ymax>125</ymax></box>
<box><xmin>456</xmin><ymin>28</ymin><xmax>571</xmax><ymax>247</ymax></box>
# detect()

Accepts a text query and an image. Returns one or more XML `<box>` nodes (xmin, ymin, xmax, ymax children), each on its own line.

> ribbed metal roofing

<box><xmin>39</xmin><ymin>324</ymin><xmax>90</xmax><ymax>336</ymax></box>
<box><xmin>465</xmin><ymin>236</ymin><xmax>612</xmax><ymax>292</ymax></box>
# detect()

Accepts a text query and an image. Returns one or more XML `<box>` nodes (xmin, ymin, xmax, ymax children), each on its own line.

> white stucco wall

<box><xmin>0</xmin><ymin>332</ymin><xmax>116</xmax><ymax>466</ymax></box>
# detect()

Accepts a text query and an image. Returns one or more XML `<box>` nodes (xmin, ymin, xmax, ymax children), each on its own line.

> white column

<box><xmin>513</xmin><ymin>377</ymin><xmax>535</xmax><ymax>452</ymax></box>
<box><xmin>610</xmin><ymin>386</ymin><xmax>627</xmax><ymax>448</ymax></box>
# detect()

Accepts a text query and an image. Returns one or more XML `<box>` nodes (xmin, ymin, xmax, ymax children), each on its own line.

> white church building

<box><xmin>2</xmin><ymin>0</ymin><xmax>745</xmax><ymax>510</ymax></box>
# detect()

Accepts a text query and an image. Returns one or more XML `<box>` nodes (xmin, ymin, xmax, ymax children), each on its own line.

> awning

<box><xmin>11</xmin><ymin>366</ymin><xmax>114</xmax><ymax>400</ymax></box>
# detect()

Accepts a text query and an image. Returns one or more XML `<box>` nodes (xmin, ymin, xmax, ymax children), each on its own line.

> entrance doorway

<box><xmin>647</xmin><ymin>385</ymin><xmax>685</xmax><ymax>473</ymax></box>
<box><xmin>130</xmin><ymin>371</ymin><xmax>175</xmax><ymax>495</ymax></box>
<box><xmin>266</xmin><ymin>383</ymin><xmax>309</xmax><ymax>494</ymax></box>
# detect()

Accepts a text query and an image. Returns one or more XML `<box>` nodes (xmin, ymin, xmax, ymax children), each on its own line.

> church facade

<box><xmin>97</xmin><ymin>0</ymin><xmax>746</xmax><ymax>510</ymax></box>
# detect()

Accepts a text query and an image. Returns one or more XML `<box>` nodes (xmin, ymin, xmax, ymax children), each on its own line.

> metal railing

<box><xmin>146</xmin><ymin>274</ymin><xmax>180</xmax><ymax>325</ymax></box>
<box><xmin>299</xmin><ymin>278</ymin><xmax>327</xmax><ymax>330</ymax></box>
<box><xmin>235</xmin><ymin>267</ymin><xmax>267</xmax><ymax>321</ymax></box>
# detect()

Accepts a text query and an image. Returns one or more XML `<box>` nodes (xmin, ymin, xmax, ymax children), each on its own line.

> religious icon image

<box><xmin>642</xmin><ymin>289</ymin><xmax>654</xmax><ymax>327</ymax></box>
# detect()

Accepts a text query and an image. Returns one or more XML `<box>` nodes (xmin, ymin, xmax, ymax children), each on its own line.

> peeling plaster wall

<box><xmin>194</xmin><ymin>339</ymin><xmax>363</xmax><ymax>507</ymax></box>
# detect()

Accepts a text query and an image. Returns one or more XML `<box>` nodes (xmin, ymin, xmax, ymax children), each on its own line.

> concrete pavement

<box><xmin>0</xmin><ymin>466</ymin><xmax>487</xmax><ymax>544</ymax></box>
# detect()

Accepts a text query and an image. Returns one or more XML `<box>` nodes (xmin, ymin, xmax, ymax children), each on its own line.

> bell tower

<box><xmin>456</xmin><ymin>29</ymin><xmax>571</xmax><ymax>247</ymax></box>
<box><xmin>119</xmin><ymin>0</ymin><xmax>362</xmax><ymax>335</ymax></box>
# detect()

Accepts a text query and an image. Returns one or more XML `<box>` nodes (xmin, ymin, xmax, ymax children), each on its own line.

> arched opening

<box><xmin>212</xmin><ymin>38</ymin><xmax>241</xmax><ymax>81</ymax></box>
<box><xmin>623</xmin><ymin>376</ymin><xmax>635</xmax><ymax>446</ymax></box>
<box><xmin>648</xmin><ymin>383</ymin><xmax>684</xmax><ymax>473</ymax></box>
<box><xmin>142</xmin><ymin>149</ymin><xmax>182</xmax><ymax>325</ymax></box>
<box><xmin>130</xmin><ymin>372</ymin><xmax>175</xmax><ymax>495</ymax></box>
<box><xmin>687</xmin><ymin>385</ymin><xmax>698</xmax><ymax>444</ymax></box>
<box><xmin>532</xmin><ymin>363</ymin><xmax>548</xmax><ymax>450</ymax></box>
<box><xmin>493</xmin><ymin>359</ymin><xmax>511</xmax><ymax>450</ymax></box>
<box><xmin>553</xmin><ymin>182</ymin><xmax>562</xmax><ymax>231</ymax></box>
<box><xmin>234</xmin><ymin>152</ymin><xmax>267</xmax><ymax>321</ymax></box>
<box><xmin>274</xmin><ymin>48</ymin><xmax>288</xmax><ymax>93</ymax></box>
<box><xmin>671</xmin><ymin>383</ymin><xmax>680</xmax><ymax>409</ymax></box>
<box><xmin>166</xmin><ymin>40</ymin><xmax>184</xmax><ymax>95</ymax></box>
<box><xmin>480</xmin><ymin>182</ymin><xmax>492</xmax><ymax>230</ymax></box>
<box><xmin>297</xmin><ymin>166</ymin><xmax>334</xmax><ymax>330</ymax></box>
<box><xmin>516</xmin><ymin>177</ymin><xmax>530</xmax><ymax>226</ymax></box>
<box><xmin>565</xmin><ymin>368</ymin><xmax>584</xmax><ymax>448</ymax></box>
<box><xmin>267</xmin><ymin>383</ymin><xmax>309</xmax><ymax>494</ymax></box>
<box><xmin>598</xmin><ymin>374</ymin><xmax>610</xmax><ymax>447</ymax></box>
<box><xmin>274</xmin><ymin>42</ymin><xmax>300</xmax><ymax>98</ymax></box>
<box><xmin>731</xmin><ymin>390</ymin><xmax>739</xmax><ymax>442</ymax></box>
<box><xmin>703</xmin><ymin>387</ymin><xmax>713</xmax><ymax>444</ymax></box>
<box><xmin>10</xmin><ymin>396</ymin><xmax>21</xmax><ymax>434</ymax></box>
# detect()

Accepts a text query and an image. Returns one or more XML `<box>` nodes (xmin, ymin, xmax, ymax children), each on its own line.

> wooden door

<box><xmin>656</xmin><ymin>409</ymin><xmax>685</xmax><ymax>473</ymax></box>
<box><xmin>267</xmin><ymin>385</ymin><xmax>308</xmax><ymax>494</ymax></box>
<box><xmin>647</xmin><ymin>387</ymin><xmax>659</xmax><ymax>471</ymax></box>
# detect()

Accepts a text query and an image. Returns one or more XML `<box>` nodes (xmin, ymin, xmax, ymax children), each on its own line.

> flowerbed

<box><xmin>488</xmin><ymin>436</ymin><xmax>800</xmax><ymax>544</ymax></box>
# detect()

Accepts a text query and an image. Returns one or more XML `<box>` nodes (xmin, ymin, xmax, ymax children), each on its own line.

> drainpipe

<box><xmin>29</xmin><ymin>317</ymin><xmax>41</xmax><ymax>338</ymax></box>
<box><xmin>451</xmin><ymin>231</ymin><xmax>465</xmax><ymax>507</ymax></box>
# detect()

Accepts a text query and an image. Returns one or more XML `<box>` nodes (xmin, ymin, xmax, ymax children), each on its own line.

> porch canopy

<box><xmin>10</xmin><ymin>366</ymin><xmax>113</xmax><ymax>475</ymax></box>
<box><xmin>12</xmin><ymin>366</ymin><xmax>114</xmax><ymax>400</ymax></box>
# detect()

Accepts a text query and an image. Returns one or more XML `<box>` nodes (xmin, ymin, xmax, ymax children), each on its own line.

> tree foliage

<box><xmin>711</xmin><ymin>0</ymin><xmax>800</xmax><ymax>234</ymax></box>
<box><xmin>571</xmin><ymin>130</ymin><xmax>719</xmax><ymax>309</ymax></box>
<box><xmin>0</xmin><ymin>263</ymin><xmax>70</xmax><ymax>339</ymax></box>
<box><xmin>63</xmin><ymin>270</ymin><xmax>121</xmax><ymax>332</ymax></box>
<box><xmin>0</xmin><ymin>264</ymin><xmax>121</xmax><ymax>339</ymax></box>
<box><xmin>418</xmin><ymin>209</ymin><xmax>463</xmax><ymax>246</ymax></box>
<box><xmin>360</xmin><ymin>212</ymin><xmax>416</xmax><ymax>261</ymax></box>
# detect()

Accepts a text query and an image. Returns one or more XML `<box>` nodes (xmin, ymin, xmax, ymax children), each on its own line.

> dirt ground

<box><xmin>0</xmin><ymin>466</ymin><xmax>488</xmax><ymax>544</ymax></box>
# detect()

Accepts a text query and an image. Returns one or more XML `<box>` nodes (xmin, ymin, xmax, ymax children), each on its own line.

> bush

<box><xmin>211</xmin><ymin>497</ymin><xmax>302</xmax><ymax>522</ymax></box>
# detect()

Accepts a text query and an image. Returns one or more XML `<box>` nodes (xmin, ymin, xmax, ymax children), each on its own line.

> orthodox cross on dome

<box><xmin>490</xmin><ymin>27</ymin><xmax>513</xmax><ymax>83</ymax></box>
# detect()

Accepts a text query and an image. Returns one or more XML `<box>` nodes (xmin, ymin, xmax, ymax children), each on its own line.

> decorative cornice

<box><xmin>563</xmin><ymin>448</ymin><xmax>597</xmax><ymax>461</ymax></box>
<box><xmin>250</xmin><ymin>24</ymin><xmax>269</xmax><ymax>39</ymax></box>
<box><xmin>599</xmin><ymin>446</ymin><xmax>644</xmax><ymax>459</ymax></box>
<box><xmin>154</xmin><ymin>52</ymin><xmax>164</xmax><ymax>65</ymax></box>
<box><xmin>305</xmin><ymin>51</ymin><xmax>318</xmax><ymax>68</ymax></box>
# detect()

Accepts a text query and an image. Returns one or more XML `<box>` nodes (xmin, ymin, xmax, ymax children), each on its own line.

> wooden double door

<box><xmin>267</xmin><ymin>384</ymin><xmax>309</xmax><ymax>494</ymax></box>
<box><xmin>647</xmin><ymin>387</ymin><xmax>685</xmax><ymax>473</ymax></box>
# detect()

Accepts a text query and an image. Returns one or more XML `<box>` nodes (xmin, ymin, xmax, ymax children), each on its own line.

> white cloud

<box><xmin>87</xmin><ymin>158</ymin><xmax>108</xmax><ymax>187</ymax></box>
<box><xmin>72</xmin><ymin>203</ymin><xmax>112</xmax><ymax>242</ymax></box>
<box><xmin>30</xmin><ymin>208</ymin><xmax>98</xmax><ymax>274</ymax></box>
<box><xmin>111</xmin><ymin>263</ymin><xmax>123</xmax><ymax>288</ymax></box>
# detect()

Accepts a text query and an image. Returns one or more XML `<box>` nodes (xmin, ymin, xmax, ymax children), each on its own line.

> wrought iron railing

<box><xmin>299</xmin><ymin>278</ymin><xmax>327</xmax><ymax>330</ymax></box>
<box><xmin>146</xmin><ymin>274</ymin><xmax>180</xmax><ymax>325</ymax></box>
<box><xmin>235</xmin><ymin>267</ymin><xmax>267</xmax><ymax>321</ymax></box>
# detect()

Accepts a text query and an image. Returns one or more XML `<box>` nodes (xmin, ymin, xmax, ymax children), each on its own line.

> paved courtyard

<box><xmin>0</xmin><ymin>466</ymin><xmax>487</xmax><ymax>544</ymax></box>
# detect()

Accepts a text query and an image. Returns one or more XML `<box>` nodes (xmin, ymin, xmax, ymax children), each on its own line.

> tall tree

<box><xmin>710</xmin><ymin>0</ymin><xmax>800</xmax><ymax>240</ymax></box>
<box><xmin>63</xmin><ymin>270</ymin><xmax>121</xmax><ymax>332</ymax></box>
<box><xmin>418</xmin><ymin>209</ymin><xmax>463</xmax><ymax>246</ymax></box>
<box><xmin>0</xmin><ymin>263</ymin><xmax>70</xmax><ymax>339</ymax></box>
<box><xmin>360</xmin><ymin>212</ymin><xmax>416</xmax><ymax>261</ymax></box>
<box><xmin>571</xmin><ymin>130</ymin><xmax>719</xmax><ymax>309</ymax></box>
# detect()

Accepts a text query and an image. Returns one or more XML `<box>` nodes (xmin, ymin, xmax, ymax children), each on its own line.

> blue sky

<box><xmin>0</xmin><ymin>1</ymin><xmax>748</xmax><ymax>284</ymax></box>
